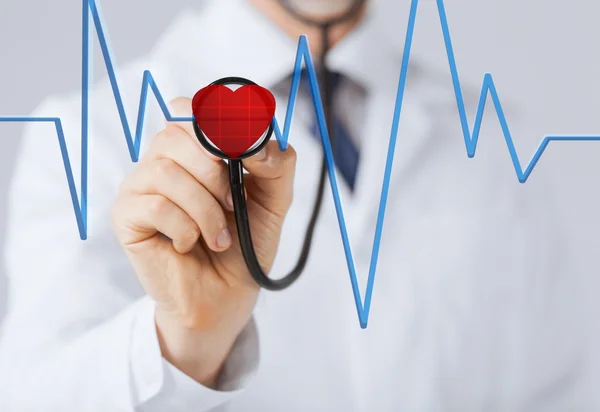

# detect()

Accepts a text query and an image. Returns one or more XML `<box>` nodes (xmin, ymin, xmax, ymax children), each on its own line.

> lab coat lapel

<box><xmin>324</xmin><ymin>11</ymin><xmax>433</xmax><ymax>254</ymax></box>
<box><xmin>349</xmin><ymin>79</ymin><xmax>433</xmax><ymax>253</ymax></box>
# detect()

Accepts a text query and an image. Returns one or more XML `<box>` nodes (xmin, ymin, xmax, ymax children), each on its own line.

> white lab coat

<box><xmin>0</xmin><ymin>0</ymin><xmax>595</xmax><ymax>411</ymax></box>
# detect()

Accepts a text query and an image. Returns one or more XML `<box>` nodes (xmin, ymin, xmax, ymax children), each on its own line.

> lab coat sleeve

<box><xmin>0</xmin><ymin>62</ymin><xmax>259</xmax><ymax>411</ymax></box>
<box><xmin>133</xmin><ymin>297</ymin><xmax>259</xmax><ymax>412</ymax></box>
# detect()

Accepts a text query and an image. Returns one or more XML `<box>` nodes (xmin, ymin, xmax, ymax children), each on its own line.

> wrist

<box><xmin>154</xmin><ymin>308</ymin><xmax>241</xmax><ymax>388</ymax></box>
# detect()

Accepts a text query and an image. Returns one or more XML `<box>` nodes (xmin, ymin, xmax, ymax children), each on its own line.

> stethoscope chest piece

<box><xmin>192</xmin><ymin>77</ymin><xmax>307</xmax><ymax>291</ymax></box>
<box><xmin>192</xmin><ymin>76</ymin><xmax>274</xmax><ymax>161</ymax></box>
<box><xmin>190</xmin><ymin>0</ymin><xmax>365</xmax><ymax>290</ymax></box>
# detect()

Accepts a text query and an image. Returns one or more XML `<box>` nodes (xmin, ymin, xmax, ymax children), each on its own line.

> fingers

<box><xmin>242</xmin><ymin>141</ymin><xmax>297</xmax><ymax>217</ymax></box>
<box><xmin>161</xmin><ymin>97</ymin><xmax>297</xmax><ymax>218</ymax></box>
<box><xmin>111</xmin><ymin>194</ymin><xmax>200</xmax><ymax>254</ymax></box>
<box><xmin>119</xmin><ymin>158</ymin><xmax>232</xmax><ymax>252</ymax></box>
<box><xmin>167</xmin><ymin>97</ymin><xmax>221</xmax><ymax>162</ymax></box>
<box><xmin>143</xmin><ymin>126</ymin><xmax>234</xmax><ymax>211</ymax></box>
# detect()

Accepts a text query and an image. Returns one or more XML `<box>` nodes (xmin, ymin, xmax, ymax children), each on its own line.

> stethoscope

<box><xmin>192</xmin><ymin>0</ymin><xmax>366</xmax><ymax>291</ymax></box>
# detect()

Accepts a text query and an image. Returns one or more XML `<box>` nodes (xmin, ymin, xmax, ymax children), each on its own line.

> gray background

<box><xmin>1</xmin><ymin>0</ymin><xmax>600</xmax><ymax>328</ymax></box>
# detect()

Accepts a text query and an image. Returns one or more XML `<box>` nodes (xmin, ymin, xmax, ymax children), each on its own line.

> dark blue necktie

<box><xmin>300</xmin><ymin>70</ymin><xmax>360</xmax><ymax>191</ymax></box>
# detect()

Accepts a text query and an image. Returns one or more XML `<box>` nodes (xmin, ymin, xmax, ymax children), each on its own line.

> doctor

<box><xmin>0</xmin><ymin>0</ymin><xmax>594</xmax><ymax>410</ymax></box>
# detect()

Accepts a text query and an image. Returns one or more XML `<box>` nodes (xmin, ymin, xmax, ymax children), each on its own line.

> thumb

<box><xmin>242</xmin><ymin>141</ymin><xmax>297</xmax><ymax>218</ymax></box>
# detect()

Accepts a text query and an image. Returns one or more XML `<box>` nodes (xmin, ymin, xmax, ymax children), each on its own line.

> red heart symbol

<box><xmin>192</xmin><ymin>84</ymin><xmax>276</xmax><ymax>158</ymax></box>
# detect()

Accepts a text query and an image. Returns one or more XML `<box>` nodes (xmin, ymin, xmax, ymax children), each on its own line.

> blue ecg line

<box><xmin>1</xmin><ymin>0</ymin><xmax>599</xmax><ymax>328</ymax></box>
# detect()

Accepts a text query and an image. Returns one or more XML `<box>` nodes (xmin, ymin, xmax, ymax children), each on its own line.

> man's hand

<box><xmin>110</xmin><ymin>97</ymin><xmax>296</xmax><ymax>387</ymax></box>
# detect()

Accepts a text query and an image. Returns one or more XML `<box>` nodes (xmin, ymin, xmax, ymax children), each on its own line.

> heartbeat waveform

<box><xmin>1</xmin><ymin>0</ymin><xmax>598</xmax><ymax>328</ymax></box>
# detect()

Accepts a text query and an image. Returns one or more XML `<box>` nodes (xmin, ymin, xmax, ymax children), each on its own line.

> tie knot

<box><xmin>299</xmin><ymin>69</ymin><xmax>343</xmax><ymax>99</ymax></box>
<box><xmin>294</xmin><ymin>69</ymin><xmax>360</xmax><ymax>192</ymax></box>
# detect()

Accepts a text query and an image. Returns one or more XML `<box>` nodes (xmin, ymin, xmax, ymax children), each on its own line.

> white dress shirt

<box><xmin>0</xmin><ymin>0</ymin><xmax>596</xmax><ymax>411</ymax></box>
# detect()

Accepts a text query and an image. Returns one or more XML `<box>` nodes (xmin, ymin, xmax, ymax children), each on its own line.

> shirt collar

<box><xmin>162</xmin><ymin>0</ymin><xmax>298</xmax><ymax>91</ymax></box>
<box><xmin>158</xmin><ymin>0</ymin><xmax>404</xmax><ymax>94</ymax></box>
<box><xmin>326</xmin><ymin>7</ymin><xmax>401</xmax><ymax>93</ymax></box>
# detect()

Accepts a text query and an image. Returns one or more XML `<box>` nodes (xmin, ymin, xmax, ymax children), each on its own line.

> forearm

<box><xmin>0</xmin><ymin>297</ymin><xmax>259</xmax><ymax>412</ymax></box>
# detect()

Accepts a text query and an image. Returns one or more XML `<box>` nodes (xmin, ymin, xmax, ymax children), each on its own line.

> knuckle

<box><xmin>149</xmin><ymin>195</ymin><xmax>169</xmax><ymax>216</ymax></box>
<box><xmin>109</xmin><ymin>198</ymin><xmax>139</xmax><ymax>245</ymax></box>
<box><xmin>154</xmin><ymin>158</ymin><xmax>177</xmax><ymax>178</ymax></box>
<box><xmin>201</xmin><ymin>162</ymin><xmax>221</xmax><ymax>181</ymax></box>
<box><xmin>202</xmin><ymin>199</ymin><xmax>226</xmax><ymax>230</ymax></box>
<box><xmin>168</xmin><ymin>97</ymin><xmax>192</xmax><ymax>116</ymax></box>
<box><xmin>152</xmin><ymin>129</ymin><xmax>173</xmax><ymax>151</ymax></box>
<box><xmin>118</xmin><ymin>165</ymin><xmax>143</xmax><ymax>195</ymax></box>
<box><xmin>206</xmin><ymin>164</ymin><xmax>228</xmax><ymax>189</ymax></box>
<box><xmin>182</xmin><ymin>223</ymin><xmax>201</xmax><ymax>245</ymax></box>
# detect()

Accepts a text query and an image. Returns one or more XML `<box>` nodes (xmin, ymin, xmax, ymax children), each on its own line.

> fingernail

<box><xmin>255</xmin><ymin>147</ymin><xmax>267</xmax><ymax>161</ymax></box>
<box><xmin>226</xmin><ymin>190</ymin><xmax>234</xmax><ymax>210</ymax></box>
<box><xmin>216</xmin><ymin>228</ymin><xmax>232</xmax><ymax>249</ymax></box>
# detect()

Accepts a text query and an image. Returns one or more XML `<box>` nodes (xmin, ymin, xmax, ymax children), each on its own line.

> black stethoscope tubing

<box><xmin>194</xmin><ymin>0</ymin><xmax>366</xmax><ymax>291</ymax></box>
